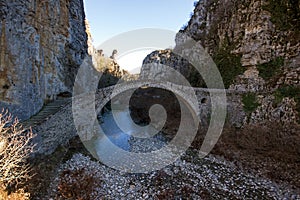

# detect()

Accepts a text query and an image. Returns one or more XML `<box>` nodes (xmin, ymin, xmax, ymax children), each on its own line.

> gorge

<box><xmin>0</xmin><ymin>0</ymin><xmax>299</xmax><ymax>199</ymax></box>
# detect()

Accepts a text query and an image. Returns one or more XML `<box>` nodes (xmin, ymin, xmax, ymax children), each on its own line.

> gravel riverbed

<box><xmin>45</xmin><ymin>150</ymin><xmax>299</xmax><ymax>199</ymax></box>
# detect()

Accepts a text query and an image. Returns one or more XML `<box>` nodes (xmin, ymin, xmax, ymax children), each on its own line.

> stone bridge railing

<box><xmin>95</xmin><ymin>81</ymin><xmax>246</xmax><ymax>117</ymax></box>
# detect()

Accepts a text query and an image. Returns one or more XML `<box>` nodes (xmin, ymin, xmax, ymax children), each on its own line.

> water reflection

<box><xmin>93</xmin><ymin>109</ymin><xmax>167</xmax><ymax>156</ymax></box>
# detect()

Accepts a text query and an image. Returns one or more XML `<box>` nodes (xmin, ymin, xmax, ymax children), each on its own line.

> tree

<box><xmin>0</xmin><ymin>110</ymin><xmax>35</xmax><ymax>190</ymax></box>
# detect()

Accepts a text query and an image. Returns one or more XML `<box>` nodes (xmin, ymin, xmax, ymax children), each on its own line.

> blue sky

<box><xmin>84</xmin><ymin>0</ymin><xmax>196</xmax><ymax>72</ymax></box>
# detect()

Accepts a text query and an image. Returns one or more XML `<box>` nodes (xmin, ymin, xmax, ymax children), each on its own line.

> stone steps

<box><xmin>21</xmin><ymin>98</ymin><xmax>72</xmax><ymax>129</ymax></box>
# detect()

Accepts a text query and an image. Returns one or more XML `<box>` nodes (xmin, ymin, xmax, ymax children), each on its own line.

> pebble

<box><xmin>45</xmin><ymin>150</ymin><xmax>300</xmax><ymax>199</ymax></box>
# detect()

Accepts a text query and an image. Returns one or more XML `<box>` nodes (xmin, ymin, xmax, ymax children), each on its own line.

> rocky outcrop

<box><xmin>180</xmin><ymin>0</ymin><xmax>299</xmax><ymax>65</ymax></box>
<box><xmin>92</xmin><ymin>50</ymin><xmax>129</xmax><ymax>87</ymax></box>
<box><xmin>85</xmin><ymin>21</ymin><xmax>129</xmax><ymax>86</ymax></box>
<box><xmin>248</xmin><ymin>95</ymin><xmax>298</xmax><ymax>124</ymax></box>
<box><xmin>94</xmin><ymin>51</ymin><xmax>126</xmax><ymax>77</ymax></box>
<box><xmin>0</xmin><ymin>0</ymin><xmax>88</xmax><ymax>120</ymax></box>
<box><xmin>141</xmin><ymin>0</ymin><xmax>299</xmax><ymax>125</ymax></box>
<box><xmin>141</xmin><ymin>49</ymin><xmax>205</xmax><ymax>87</ymax></box>
<box><xmin>85</xmin><ymin>19</ymin><xmax>95</xmax><ymax>56</ymax></box>
<box><xmin>142</xmin><ymin>0</ymin><xmax>299</xmax><ymax>88</ymax></box>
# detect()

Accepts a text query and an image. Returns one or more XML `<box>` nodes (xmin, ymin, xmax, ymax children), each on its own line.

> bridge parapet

<box><xmin>94</xmin><ymin>81</ymin><xmax>240</xmax><ymax>118</ymax></box>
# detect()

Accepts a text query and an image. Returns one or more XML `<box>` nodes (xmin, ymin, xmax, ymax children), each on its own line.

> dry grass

<box><xmin>198</xmin><ymin>122</ymin><xmax>300</xmax><ymax>188</ymax></box>
<box><xmin>56</xmin><ymin>153</ymin><xmax>104</xmax><ymax>200</ymax></box>
<box><xmin>0</xmin><ymin>188</ymin><xmax>30</xmax><ymax>200</ymax></box>
<box><xmin>27</xmin><ymin>136</ymin><xmax>95</xmax><ymax>199</ymax></box>
<box><xmin>58</xmin><ymin>168</ymin><xmax>100</xmax><ymax>200</ymax></box>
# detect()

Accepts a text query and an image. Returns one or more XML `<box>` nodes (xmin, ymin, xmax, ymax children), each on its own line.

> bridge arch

<box><xmin>95</xmin><ymin>81</ymin><xmax>201</xmax><ymax>117</ymax></box>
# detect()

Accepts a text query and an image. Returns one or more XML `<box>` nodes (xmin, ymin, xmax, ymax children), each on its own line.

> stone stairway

<box><xmin>21</xmin><ymin>97</ymin><xmax>72</xmax><ymax>129</ymax></box>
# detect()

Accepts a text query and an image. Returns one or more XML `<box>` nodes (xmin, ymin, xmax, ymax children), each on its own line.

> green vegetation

<box><xmin>263</xmin><ymin>0</ymin><xmax>300</xmax><ymax>31</ymax></box>
<box><xmin>257</xmin><ymin>57</ymin><xmax>284</xmax><ymax>81</ymax></box>
<box><xmin>274</xmin><ymin>85</ymin><xmax>300</xmax><ymax>118</ymax></box>
<box><xmin>242</xmin><ymin>93</ymin><xmax>260</xmax><ymax>113</ymax></box>
<box><xmin>179</xmin><ymin>1</ymin><xmax>246</xmax><ymax>89</ymax></box>
<box><xmin>213</xmin><ymin>40</ymin><xmax>245</xmax><ymax>89</ymax></box>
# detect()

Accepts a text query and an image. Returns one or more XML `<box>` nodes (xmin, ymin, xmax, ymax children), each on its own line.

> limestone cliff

<box><xmin>93</xmin><ymin>52</ymin><xmax>129</xmax><ymax>87</ymax></box>
<box><xmin>141</xmin><ymin>0</ymin><xmax>299</xmax><ymax>125</ymax></box>
<box><xmin>179</xmin><ymin>0</ymin><xmax>299</xmax><ymax>90</ymax></box>
<box><xmin>0</xmin><ymin>0</ymin><xmax>88</xmax><ymax>120</ymax></box>
<box><xmin>143</xmin><ymin>0</ymin><xmax>299</xmax><ymax>88</ymax></box>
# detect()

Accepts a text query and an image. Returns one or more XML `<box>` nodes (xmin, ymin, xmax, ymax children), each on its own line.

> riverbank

<box><xmin>26</xmin><ymin>94</ymin><xmax>299</xmax><ymax>199</ymax></box>
<box><xmin>27</xmin><ymin>123</ymin><xmax>300</xmax><ymax>199</ymax></box>
<box><xmin>209</xmin><ymin>123</ymin><xmax>300</xmax><ymax>190</ymax></box>
<box><xmin>129</xmin><ymin>87</ymin><xmax>300</xmax><ymax>190</ymax></box>
<box><xmin>34</xmin><ymin>144</ymin><xmax>299</xmax><ymax>199</ymax></box>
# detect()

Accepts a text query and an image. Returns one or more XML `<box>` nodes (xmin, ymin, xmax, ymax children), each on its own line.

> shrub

<box><xmin>257</xmin><ymin>57</ymin><xmax>284</xmax><ymax>81</ymax></box>
<box><xmin>213</xmin><ymin>44</ymin><xmax>244</xmax><ymax>89</ymax></box>
<box><xmin>274</xmin><ymin>85</ymin><xmax>300</xmax><ymax>119</ymax></box>
<box><xmin>0</xmin><ymin>188</ymin><xmax>30</xmax><ymax>200</ymax></box>
<box><xmin>180</xmin><ymin>23</ymin><xmax>188</xmax><ymax>31</ymax></box>
<box><xmin>194</xmin><ymin>1</ymin><xmax>199</xmax><ymax>7</ymax></box>
<box><xmin>276</xmin><ymin>85</ymin><xmax>300</xmax><ymax>100</ymax></box>
<box><xmin>212</xmin><ymin>123</ymin><xmax>300</xmax><ymax>187</ymax></box>
<box><xmin>263</xmin><ymin>0</ymin><xmax>300</xmax><ymax>31</ymax></box>
<box><xmin>57</xmin><ymin>154</ymin><xmax>103</xmax><ymax>199</ymax></box>
<box><xmin>242</xmin><ymin>93</ymin><xmax>260</xmax><ymax>113</ymax></box>
<box><xmin>58</xmin><ymin>169</ymin><xmax>100</xmax><ymax>200</ymax></box>
<box><xmin>0</xmin><ymin>110</ymin><xmax>35</xmax><ymax>190</ymax></box>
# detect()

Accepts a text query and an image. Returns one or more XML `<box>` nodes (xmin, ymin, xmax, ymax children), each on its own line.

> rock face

<box><xmin>141</xmin><ymin>0</ymin><xmax>299</xmax><ymax>125</ymax></box>
<box><xmin>182</xmin><ymin>0</ymin><xmax>299</xmax><ymax>65</ymax></box>
<box><xmin>92</xmin><ymin>50</ymin><xmax>129</xmax><ymax>88</ymax></box>
<box><xmin>141</xmin><ymin>49</ymin><xmax>205</xmax><ymax>87</ymax></box>
<box><xmin>142</xmin><ymin>0</ymin><xmax>299</xmax><ymax>89</ymax></box>
<box><xmin>0</xmin><ymin>0</ymin><xmax>88</xmax><ymax>120</ymax></box>
<box><xmin>85</xmin><ymin>21</ymin><xmax>129</xmax><ymax>87</ymax></box>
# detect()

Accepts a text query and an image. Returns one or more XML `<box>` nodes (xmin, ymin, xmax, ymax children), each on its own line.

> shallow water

<box><xmin>92</xmin><ymin>109</ymin><xmax>167</xmax><ymax>156</ymax></box>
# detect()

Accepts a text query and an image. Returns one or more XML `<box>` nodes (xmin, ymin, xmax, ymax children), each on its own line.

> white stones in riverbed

<box><xmin>48</xmin><ymin>153</ymin><xmax>299</xmax><ymax>199</ymax></box>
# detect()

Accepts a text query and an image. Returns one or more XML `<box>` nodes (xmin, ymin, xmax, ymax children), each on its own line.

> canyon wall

<box><xmin>0</xmin><ymin>0</ymin><xmax>88</xmax><ymax>120</ymax></box>
<box><xmin>177</xmin><ymin>0</ymin><xmax>299</xmax><ymax>90</ymax></box>
<box><xmin>143</xmin><ymin>0</ymin><xmax>299</xmax><ymax>89</ymax></box>
<box><xmin>86</xmin><ymin>20</ymin><xmax>130</xmax><ymax>87</ymax></box>
<box><xmin>141</xmin><ymin>0</ymin><xmax>299</xmax><ymax>125</ymax></box>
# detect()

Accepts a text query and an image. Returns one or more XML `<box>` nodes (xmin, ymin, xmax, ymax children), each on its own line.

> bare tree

<box><xmin>0</xmin><ymin>110</ymin><xmax>35</xmax><ymax>189</ymax></box>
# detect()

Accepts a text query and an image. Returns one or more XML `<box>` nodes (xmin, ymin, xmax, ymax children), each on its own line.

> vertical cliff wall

<box><xmin>178</xmin><ymin>0</ymin><xmax>299</xmax><ymax>124</ymax></box>
<box><xmin>177</xmin><ymin>0</ymin><xmax>299</xmax><ymax>90</ymax></box>
<box><xmin>0</xmin><ymin>0</ymin><xmax>88</xmax><ymax>120</ymax></box>
<box><xmin>143</xmin><ymin>0</ymin><xmax>299</xmax><ymax>89</ymax></box>
<box><xmin>141</xmin><ymin>0</ymin><xmax>299</xmax><ymax>124</ymax></box>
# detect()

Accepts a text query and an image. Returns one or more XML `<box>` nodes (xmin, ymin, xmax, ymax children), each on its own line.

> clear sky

<box><xmin>84</xmin><ymin>0</ymin><xmax>196</xmax><ymax>72</ymax></box>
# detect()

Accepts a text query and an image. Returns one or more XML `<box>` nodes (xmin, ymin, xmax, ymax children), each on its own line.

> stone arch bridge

<box><xmin>95</xmin><ymin>80</ymin><xmax>244</xmax><ymax>118</ymax></box>
<box><xmin>25</xmin><ymin>81</ymin><xmax>245</xmax><ymax>155</ymax></box>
